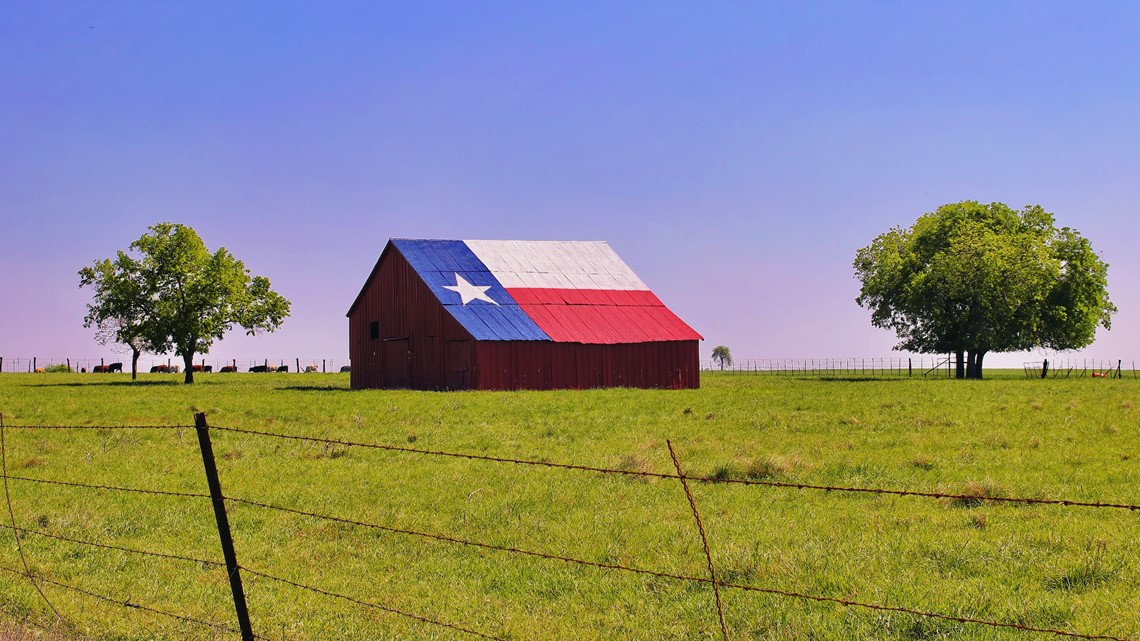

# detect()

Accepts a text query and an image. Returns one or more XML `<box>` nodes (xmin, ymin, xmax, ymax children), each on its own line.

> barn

<box><xmin>346</xmin><ymin>239</ymin><xmax>703</xmax><ymax>390</ymax></box>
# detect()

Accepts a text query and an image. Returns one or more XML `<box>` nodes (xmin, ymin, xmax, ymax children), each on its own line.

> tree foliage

<box><xmin>79</xmin><ymin>223</ymin><xmax>291</xmax><ymax>383</ymax></box>
<box><xmin>79</xmin><ymin>253</ymin><xmax>154</xmax><ymax>379</ymax></box>
<box><xmin>711</xmin><ymin>345</ymin><xmax>733</xmax><ymax>370</ymax></box>
<box><xmin>853</xmin><ymin>202</ymin><xmax>1115</xmax><ymax>378</ymax></box>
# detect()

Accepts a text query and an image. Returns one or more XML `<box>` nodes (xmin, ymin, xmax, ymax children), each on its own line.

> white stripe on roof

<box><xmin>465</xmin><ymin>240</ymin><xmax>649</xmax><ymax>291</ymax></box>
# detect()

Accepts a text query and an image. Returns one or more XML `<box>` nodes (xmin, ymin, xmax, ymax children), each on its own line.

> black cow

<box><xmin>219</xmin><ymin>365</ymin><xmax>238</xmax><ymax>373</ymax></box>
<box><xmin>250</xmin><ymin>365</ymin><xmax>270</xmax><ymax>373</ymax></box>
<box><xmin>150</xmin><ymin>364</ymin><xmax>171</xmax><ymax>373</ymax></box>
<box><xmin>107</xmin><ymin>362</ymin><xmax>123</xmax><ymax>373</ymax></box>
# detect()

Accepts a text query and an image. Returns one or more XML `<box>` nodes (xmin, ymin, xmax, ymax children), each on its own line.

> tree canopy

<box><xmin>79</xmin><ymin>223</ymin><xmax>291</xmax><ymax>383</ymax></box>
<box><xmin>853</xmin><ymin>202</ymin><xmax>1115</xmax><ymax>378</ymax></box>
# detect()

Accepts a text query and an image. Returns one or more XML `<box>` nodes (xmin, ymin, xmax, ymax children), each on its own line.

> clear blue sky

<box><xmin>3</xmin><ymin>2</ymin><xmax>1139</xmax><ymax>369</ymax></box>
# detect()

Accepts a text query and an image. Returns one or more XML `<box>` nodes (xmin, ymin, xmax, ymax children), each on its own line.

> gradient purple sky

<box><xmin>4</xmin><ymin>2</ymin><xmax>1139</xmax><ymax>369</ymax></box>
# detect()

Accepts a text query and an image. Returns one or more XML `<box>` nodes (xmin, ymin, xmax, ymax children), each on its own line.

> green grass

<box><xmin>0</xmin><ymin>371</ymin><xmax>1137</xmax><ymax>640</ymax></box>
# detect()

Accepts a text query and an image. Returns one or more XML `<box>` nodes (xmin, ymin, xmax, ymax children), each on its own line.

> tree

<box><xmin>853</xmin><ymin>201</ymin><xmax>1115</xmax><ymax>379</ymax></box>
<box><xmin>80</xmin><ymin>223</ymin><xmax>291</xmax><ymax>383</ymax></box>
<box><xmin>79</xmin><ymin>254</ymin><xmax>155</xmax><ymax>379</ymax></box>
<box><xmin>711</xmin><ymin>345</ymin><xmax>733</xmax><ymax>370</ymax></box>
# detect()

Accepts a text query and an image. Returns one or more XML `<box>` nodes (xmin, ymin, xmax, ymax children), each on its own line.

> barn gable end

<box><xmin>347</xmin><ymin>239</ymin><xmax>701</xmax><ymax>390</ymax></box>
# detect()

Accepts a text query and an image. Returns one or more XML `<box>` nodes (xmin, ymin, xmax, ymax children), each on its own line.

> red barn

<box><xmin>347</xmin><ymin>239</ymin><xmax>702</xmax><ymax>390</ymax></box>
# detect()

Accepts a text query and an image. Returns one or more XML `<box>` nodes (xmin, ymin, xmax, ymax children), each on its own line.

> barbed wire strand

<box><xmin>715</xmin><ymin>579</ymin><xmax>1133</xmax><ymax>641</ymax></box>
<box><xmin>4</xmin><ymin>474</ymin><xmax>210</xmax><ymax>500</ymax></box>
<box><xmin>1</xmin><ymin>416</ymin><xmax>63</xmax><ymax>621</ymax></box>
<box><xmin>208</xmin><ymin>425</ymin><xmax>1140</xmax><ymax>512</ymax></box>
<box><xmin>0</xmin><ymin>523</ymin><xmax>223</xmax><ymax>568</ymax></box>
<box><xmin>0</xmin><ymin>564</ymin><xmax>260</xmax><ymax>638</ymax></box>
<box><xmin>0</xmin><ymin>425</ymin><xmax>191</xmax><ymax>430</ymax></box>
<box><xmin>240</xmin><ymin>565</ymin><xmax>506</xmax><ymax>641</ymax></box>
<box><xmin>224</xmin><ymin>495</ymin><xmax>703</xmax><ymax>584</ymax></box>
<box><xmin>667</xmin><ymin>440</ymin><xmax>728</xmax><ymax>641</ymax></box>
<box><xmin>227</xmin><ymin>494</ymin><xmax>1132</xmax><ymax>641</ymax></box>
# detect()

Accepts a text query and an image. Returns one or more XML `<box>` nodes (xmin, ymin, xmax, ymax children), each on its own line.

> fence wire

<box><xmin>0</xmin><ymin>417</ymin><xmax>1135</xmax><ymax>641</ymax></box>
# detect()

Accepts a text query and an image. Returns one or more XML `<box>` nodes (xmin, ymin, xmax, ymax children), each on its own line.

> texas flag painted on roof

<box><xmin>392</xmin><ymin>239</ymin><xmax>703</xmax><ymax>344</ymax></box>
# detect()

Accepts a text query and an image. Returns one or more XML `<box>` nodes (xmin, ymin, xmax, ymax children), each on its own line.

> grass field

<box><xmin>0</xmin><ymin>371</ymin><xmax>1136</xmax><ymax>640</ymax></box>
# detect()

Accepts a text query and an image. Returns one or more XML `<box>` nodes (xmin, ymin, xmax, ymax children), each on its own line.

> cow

<box><xmin>276</xmin><ymin>365</ymin><xmax>288</xmax><ymax>372</ymax></box>
<box><xmin>93</xmin><ymin>365</ymin><xmax>109</xmax><ymax>373</ymax></box>
<box><xmin>34</xmin><ymin>367</ymin><xmax>45</xmax><ymax>373</ymax></box>
<box><xmin>108</xmin><ymin>362</ymin><xmax>123</xmax><ymax>373</ymax></box>
<box><xmin>150</xmin><ymin>364</ymin><xmax>173</xmax><ymax>373</ymax></box>
<box><xmin>250</xmin><ymin>365</ymin><xmax>270</xmax><ymax>373</ymax></box>
<box><xmin>339</xmin><ymin>365</ymin><xmax>352</xmax><ymax>373</ymax></box>
<box><xmin>191</xmin><ymin>365</ymin><xmax>214</xmax><ymax>373</ymax></box>
<box><xmin>219</xmin><ymin>365</ymin><xmax>238</xmax><ymax>373</ymax></box>
<box><xmin>305</xmin><ymin>364</ymin><xmax>319</xmax><ymax>373</ymax></box>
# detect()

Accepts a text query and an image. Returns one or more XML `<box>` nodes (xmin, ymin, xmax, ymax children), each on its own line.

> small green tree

<box><xmin>79</xmin><ymin>253</ymin><xmax>154</xmax><ymax>379</ymax></box>
<box><xmin>854</xmin><ymin>202</ymin><xmax>1115</xmax><ymax>379</ymax></box>
<box><xmin>80</xmin><ymin>223</ymin><xmax>291</xmax><ymax>383</ymax></box>
<box><xmin>711</xmin><ymin>345</ymin><xmax>733</xmax><ymax>370</ymax></box>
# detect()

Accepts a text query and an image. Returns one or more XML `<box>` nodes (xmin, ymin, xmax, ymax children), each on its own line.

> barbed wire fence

<box><xmin>0</xmin><ymin>414</ymin><xmax>1136</xmax><ymax>640</ymax></box>
<box><xmin>700</xmin><ymin>356</ymin><xmax>1139</xmax><ymax>379</ymax></box>
<box><xmin>0</xmin><ymin>357</ymin><xmax>348</xmax><ymax>374</ymax></box>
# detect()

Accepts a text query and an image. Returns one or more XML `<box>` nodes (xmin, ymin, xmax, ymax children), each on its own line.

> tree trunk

<box><xmin>130</xmin><ymin>348</ymin><xmax>140</xmax><ymax>381</ymax></box>
<box><xmin>968</xmin><ymin>350</ymin><xmax>986</xmax><ymax>379</ymax></box>
<box><xmin>954</xmin><ymin>350</ymin><xmax>965</xmax><ymax>379</ymax></box>
<box><xmin>183</xmin><ymin>352</ymin><xmax>196</xmax><ymax>384</ymax></box>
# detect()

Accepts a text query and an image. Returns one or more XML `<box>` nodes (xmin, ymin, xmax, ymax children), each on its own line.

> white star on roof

<box><xmin>443</xmin><ymin>273</ymin><xmax>499</xmax><ymax>306</ymax></box>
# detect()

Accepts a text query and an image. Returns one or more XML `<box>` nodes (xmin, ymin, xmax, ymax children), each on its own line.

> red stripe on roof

<box><xmin>506</xmin><ymin>288</ymin><xmax>702</xmax><ymax>343</ymax></box>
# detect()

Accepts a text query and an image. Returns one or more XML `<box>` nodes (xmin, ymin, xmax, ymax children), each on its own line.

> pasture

<box><xmin>0</xmin><ymin>371</ymin><xmax>1136</xmax><ymax>640</ymax></box>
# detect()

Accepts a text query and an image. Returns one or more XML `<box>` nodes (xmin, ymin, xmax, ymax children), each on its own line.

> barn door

<box><xmin>445</xmin><ymin>340</ymin><xmax>470</xmax><ymax>390</ymax></box>
<box><xmin>383</xmin><ymin>338</ymin><xmax>411</xmax><ymax>388</ymax></box>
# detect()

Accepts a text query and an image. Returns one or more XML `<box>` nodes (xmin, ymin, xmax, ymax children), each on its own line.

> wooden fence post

<box><xmin>194</xmin><ymin>413</ymin><xmax>255</xmax><ymax>641</ymax></box>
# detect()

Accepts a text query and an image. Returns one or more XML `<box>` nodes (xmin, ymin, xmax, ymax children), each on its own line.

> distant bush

<box><xmin>43</xmin><ymin>364</ymin><xmax>72</xmax><ymax>373</ymax></box>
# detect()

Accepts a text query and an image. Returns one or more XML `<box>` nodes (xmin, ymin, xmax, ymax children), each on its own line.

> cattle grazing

<box><xmin>34</xmin><ymin>368</ymin><xmax>45</xmax><ymax>373</ymax></box>
<box><xmin>305</xmin><ymin>364</ymin><xmax>319</xmax><ymax>373</ymax></box>
<box><xmin>219</xmin><ymin>365</ymin><xmax>238</xmax><ymax>373</ymax></box>
<box><xmin>340</xmin><ymin>365</ymin><xmax>352</xmax><ymax>373</ymax></box>
<box><xmin>276</xmin><ymin>365</ymin><xmax>288</xmax><ymax>372</ymax></box>
<box><xmin>150</xmin><ymin>364</ymin><xmax>173</xmax><ymax>373</ymax></box>
<box><xmin>250</xmin><ymin>365</ymin><xmax>271</xmax><ymax>373</ymax></box>
<box><xmin>93</xmin><ymin>365</ymin><xmax>109</xmax><ymax>373</ymax></box>
<box><xmin>108</xmin><ymin>362</ymin><xmax>123</xmax><ymax>372</ymax></box>
<box><xmin>191</xmin><ymin>365</ymin><xmax>214</xmax><ymax>373</ymax></box>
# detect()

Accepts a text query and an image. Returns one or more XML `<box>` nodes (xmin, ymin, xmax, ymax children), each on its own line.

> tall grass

<box><xmin>0</xmin><ymin>371</ymin><xmax>1136</xmax><ymax>640</ymax></box>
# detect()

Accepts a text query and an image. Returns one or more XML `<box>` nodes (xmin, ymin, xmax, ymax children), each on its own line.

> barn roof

<box><xmin>351</xmin><ymin>239</ymin><xmax>702</xmax><ymax>344</ymax></box>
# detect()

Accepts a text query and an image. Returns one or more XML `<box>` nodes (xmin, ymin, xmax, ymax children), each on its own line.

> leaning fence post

<box><xmin>194</xmin><ymin>413</ymin><xmax>255</xmax><ymax>641</ymax></box>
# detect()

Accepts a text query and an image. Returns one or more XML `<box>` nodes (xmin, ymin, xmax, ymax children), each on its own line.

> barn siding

<box><xmin>349</xmin><ymin>248</ymin><xmax>475</xmax><ymax>390</ymax></box>
<box><xmin>471</xmin><ymin>340</ymin><xmax>699</xmax><ymax>391</ymax></box>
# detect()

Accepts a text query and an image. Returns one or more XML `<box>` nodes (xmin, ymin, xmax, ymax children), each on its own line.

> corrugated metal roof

<box><xmin>389</xmin><ymin>238</ymin><xmax>702</xmax><ymax>344</ymax></box>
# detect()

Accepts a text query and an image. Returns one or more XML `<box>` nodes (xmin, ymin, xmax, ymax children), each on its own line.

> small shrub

<box><xmin>43</xmin><ymin>364</ymin><xmax>71</xmax><ymax>373</ymax></box>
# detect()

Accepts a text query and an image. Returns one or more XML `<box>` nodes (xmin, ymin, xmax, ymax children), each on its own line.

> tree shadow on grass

<box><xmin>815</xmin><ymin>377</ymin><xmax>908</xmax><ymax>383</ymax></box>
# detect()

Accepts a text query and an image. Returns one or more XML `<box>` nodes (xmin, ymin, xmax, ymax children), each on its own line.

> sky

<box><xmin>3</xmin><ymin>1</ymin><xmax>1139</xmax><ymax>371</ymax></box>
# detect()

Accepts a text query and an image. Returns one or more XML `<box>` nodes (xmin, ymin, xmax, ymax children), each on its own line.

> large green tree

<box><xmin>853</xmin><ymin>202</ymin><xmax>1115</xmax><ymax>379</ymax></box>
<box><xmin>79</xmin><ymin>223</ymin><xmax>291</xmax><ymax>383</ymax></box>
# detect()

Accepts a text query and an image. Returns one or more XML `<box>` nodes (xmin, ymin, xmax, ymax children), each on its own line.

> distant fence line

<box><xmin>0</xmin><ymin>356</ymin><xmax>347</xmax><ymax>374</ymax></box>
<box><xmin>701</xmin><ymin>357</ymin><xmax>1139</xmax><ymax>379</ymax></box>
<box><xmin>0</xmin><ymin>414</ymin><xmax>1135</xmax><ymax>640</ymax></box>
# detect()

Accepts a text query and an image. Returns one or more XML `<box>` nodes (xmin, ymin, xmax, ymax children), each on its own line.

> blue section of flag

<box><xmin>392</xmin><ymin>239</ymin><xmax>551</xmax><ymax>341</ymax></box>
